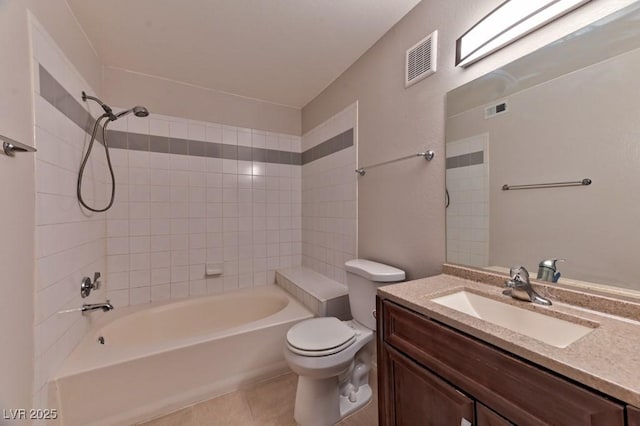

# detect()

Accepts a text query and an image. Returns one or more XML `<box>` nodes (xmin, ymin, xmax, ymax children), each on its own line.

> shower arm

<box><xmin>82</xmin><ymin>91</ymin><xmax>117</xmax><ymax>121</ymax></box>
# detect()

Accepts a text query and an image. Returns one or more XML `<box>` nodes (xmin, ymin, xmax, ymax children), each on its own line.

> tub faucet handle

<box><xmin>81</xmin><ymin>272</ymin><xmax>102</xmax><ymax>298</ymax></box>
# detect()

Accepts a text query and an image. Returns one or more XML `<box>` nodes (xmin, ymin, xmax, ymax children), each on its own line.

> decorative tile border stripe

<box><xmin>38</xmin><ymin>64</ymin><xmax>302</xmax><ymax>165</ymax></box>
<box><xmin>40</xmin><ymin>63</ymin><xmax>353</xmax><ymax>167</ymax></box>
<box><xmin>105</xmin><ymin>130</ymin><xmax>303</xmax><ymax>165</ymax></box>
<box><xmin>39</xmin><ymin>65</ymin><xmax>104</xmax><ymax>143</ymax></box>
<box><xmin>445</xmin><ymin>151</ymin><xmax>484</xmax><ymax>169</ymax></box>
<box><xmin>301</xmin><ymin>129</ymin><xmax>353</xmax><ymax>165</ymax></box>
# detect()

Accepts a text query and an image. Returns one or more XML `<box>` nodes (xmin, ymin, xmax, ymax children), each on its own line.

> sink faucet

<box><xmin>504</xmin><ymin>267</ymin><xmax>552</xmax><ymax>306</ymax></box>
<box><xmin>81</xmin><ymin>300</ymin><xmax>114</xmax><ymax>313</ymax></box>
<box><xmin>537</xmin><ymin>259</ymin><xmax>564</xmax><ymax>283</ymax></box>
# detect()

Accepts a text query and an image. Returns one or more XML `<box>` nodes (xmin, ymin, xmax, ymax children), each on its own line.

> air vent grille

<box><xmin>485</xmin><ymin>101</ymin><xmax>509</xmax><ymax>119</ymax></box>
<box><xmin>406</xmin><ymin>30</ymin><xmax>438</xmax><ymax>88</ymax></box>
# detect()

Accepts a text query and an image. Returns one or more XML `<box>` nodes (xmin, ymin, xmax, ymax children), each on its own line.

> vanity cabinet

<box><xmin>377</xmin><ymin>298</ymin><xmax>628</xmax><ymax>426</ymax></box>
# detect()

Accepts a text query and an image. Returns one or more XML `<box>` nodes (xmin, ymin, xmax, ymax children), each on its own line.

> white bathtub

<box><xmin>50</xmin><ymin>285</ymin><xmax>313</xmax><ymax>426</ymax></box>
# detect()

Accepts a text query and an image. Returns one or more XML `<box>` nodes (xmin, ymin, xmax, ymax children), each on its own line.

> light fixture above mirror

<box><xmin>456</xmin><ymin>0</ymin><xmax>592</xmax><ymax>67</ymax></box>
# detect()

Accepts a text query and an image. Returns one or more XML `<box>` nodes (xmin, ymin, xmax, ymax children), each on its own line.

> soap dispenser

<box><xmin>537</xmin><ymin>259</ymin><xmax>564</xmax><ymax>283</ymax></box>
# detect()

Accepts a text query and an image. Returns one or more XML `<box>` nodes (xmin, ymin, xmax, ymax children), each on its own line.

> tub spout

<box><xmin>81</xmin><ymin>300</ymin><xmax>114</xmax><ymax>313</ymax></box>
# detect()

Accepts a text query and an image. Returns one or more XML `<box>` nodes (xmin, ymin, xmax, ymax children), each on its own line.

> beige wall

<box><xmin>103</xmin><ymin>67</ymin><xmax>301</xmax><ymax>136</ymax></box>
<box><xmin>301</xmin><ymin>0</ymin><xmax>637</xmax><ymax>280</ymax></box>
<box><xmin>0</xmin><ymin>0</ymin><xmax>101</xmax><ymax>415</ymax></box>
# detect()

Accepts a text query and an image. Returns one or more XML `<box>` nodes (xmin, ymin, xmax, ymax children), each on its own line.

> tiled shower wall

<box><xmin>301</xmin><ymin>104</ymin><xmax>357</xmax><ymax>284</ymax></box>
<box><xmin>446</xmin><ymin>133</ymin><xmax>489</xmax><ymax>267</ymax></box>
<box><xmin>31</xmin><ymin>20</ymin><xmax>108</xmax><ymax>407</ymax></box>
<box><xmin>103</xmin><ymin>113</ymin><xmax>303</xmax><ymax>306</ymax></box>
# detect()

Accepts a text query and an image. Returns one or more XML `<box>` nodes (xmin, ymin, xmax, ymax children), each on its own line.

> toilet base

<box><xmin>293</xmin><ymin>376</ymin><xmax>372</xmax><ymax>426</ymax></box>
<box><xmin>340</xmin><ymin>383</ymin><xmax>372</xmax><ymax>419</ymax></box>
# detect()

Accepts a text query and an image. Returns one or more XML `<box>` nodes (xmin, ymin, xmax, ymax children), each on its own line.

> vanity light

<box><xmin>456</xmin><ymin>0</ymin><xmax>591</xmax><ymax>67</ymax></box>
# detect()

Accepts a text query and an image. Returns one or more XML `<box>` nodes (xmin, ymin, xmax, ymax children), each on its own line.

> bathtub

<box><xmin>49</xmin><ymin>285</ymin><xmax>313</xmax><ymax>426</ymax></box>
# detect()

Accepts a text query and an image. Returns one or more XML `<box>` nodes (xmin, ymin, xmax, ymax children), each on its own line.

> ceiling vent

<box><xmin>405</xmin><ymin>30</ymin><xmax>438</xmax><ymax>88</ymax></box>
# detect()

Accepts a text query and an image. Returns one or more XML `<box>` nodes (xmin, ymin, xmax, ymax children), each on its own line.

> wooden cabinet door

<box><xmin>386</xmin><ymin>344</ymin><xmax>474</xmax><ymax>426</ymax></box>
<box><xmin>476</xmin><ymin>403</ymin><xmax>513</xmax><ymax>426</ymax></box>
<box><xmin>629</xmin><ymin>406</ymin><xmax>640</xmax><ymax>426</ymax></box>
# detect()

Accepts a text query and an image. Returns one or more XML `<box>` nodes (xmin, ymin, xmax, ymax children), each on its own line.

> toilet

<box><xmin>284</xmin><ymin>259</ymin><xmax>405</xmax><ymax>426</ymax></box>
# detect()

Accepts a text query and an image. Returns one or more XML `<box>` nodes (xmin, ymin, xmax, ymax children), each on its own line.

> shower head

<box><xmin>133</xmin><ymin>106</ymin><xmax>150</xmax><ymax>117</ymax></box>
<box><xmin>113</xmin><ymin>106</ymin><xmax>150</xmax><ymax>121</ymax></box>
<box><xmin>81</xmin><ymin>91</ymin><xmax>149</xmax><ymax>122</ymax></box>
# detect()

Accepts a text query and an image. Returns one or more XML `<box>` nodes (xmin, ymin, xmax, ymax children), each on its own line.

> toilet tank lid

<box><xmin>345</xmin><ymin>259</ymin><xmax>405</xmax><ymax>282</ymax></box>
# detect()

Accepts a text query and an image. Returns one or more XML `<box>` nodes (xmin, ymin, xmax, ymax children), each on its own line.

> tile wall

<box><xmin>31</xmin><ymin>20</ymin><xmax>108</xmax><ymax>408</ymax></box>
<box><xmin>301</xmin><ymin>104</ymin><xmax>358</xmax><ymax>284</ymax></box>
<box><xmin>446</xmin><ymin>133</ymin><xmax>489</xmax><ymax>267</ymax></box>
<box><xmin>103</xmin><ymin>113</ymin><xmax>303</xmax><ymax>306</ymax></box>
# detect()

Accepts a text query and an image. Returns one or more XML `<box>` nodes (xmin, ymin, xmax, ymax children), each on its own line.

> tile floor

<box><xmin>138</xmin><ymin>370</ymin><xmax>378</xmax><ymax>426</ymax></box>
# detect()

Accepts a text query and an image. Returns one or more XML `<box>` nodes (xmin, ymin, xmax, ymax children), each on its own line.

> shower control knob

<box><xmin>80</xmin><ymin>272</ymin><xmax>101</xmax><ymax>298</ymax></box>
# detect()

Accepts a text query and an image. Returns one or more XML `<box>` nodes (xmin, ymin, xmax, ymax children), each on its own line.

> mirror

<box><xmin>445</xmin><ymin>3</ymin><xmax>640</xmax><ymax>295</ymax></box>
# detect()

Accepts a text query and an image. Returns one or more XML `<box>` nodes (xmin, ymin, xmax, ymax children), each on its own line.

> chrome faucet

<box><xmin>537</xmin><ymin>259</ymin><xmax>564</xmax><ymax>283</ymax></box>
<box><xmin>504</xmin><ymin>266</ymin><xmax>552</xmax><ymax>306</ymax></box>
<box><xmin>81</xmin><ymin>300</ymin><xmax>114</xmax><ymax>313</ymax></box>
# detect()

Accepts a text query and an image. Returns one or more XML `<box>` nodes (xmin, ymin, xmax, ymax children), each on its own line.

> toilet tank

<box><xmin>345</xmin><ymin>259</ymin><xmax>405</xmax><ymax>330</ymax></box>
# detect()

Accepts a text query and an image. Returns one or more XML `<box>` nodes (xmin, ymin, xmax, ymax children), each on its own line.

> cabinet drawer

<box><xmin>382</xmin><ymin>300</ymin><xmax>625</xmax><ymax>426</ymax></box>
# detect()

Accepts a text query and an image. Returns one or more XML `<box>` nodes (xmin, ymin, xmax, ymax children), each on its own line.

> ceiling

<box><xmin>66</xmin><ymin>0</ymin><xmax>422</xmax><ymax>108</ymax></box>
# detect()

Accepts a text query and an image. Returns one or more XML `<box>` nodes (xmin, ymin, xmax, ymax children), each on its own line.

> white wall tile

<box><xmin>151</xmin><ymin>284</ymin><xmax>171</xmax><ymax>301</ymax></box>
<box><xmin>237</xmin><ymin>129</ymin><xmax>252</xmax><ymax>147</ymax></box>
<box><xmin>94</xmin><ymin>108</ymin><xmax>302</xmax><ymax>318</ymax></box>
<box><xmin>130</xmin><ymin>286</ymin><xmax>151</xmax><ymax>305</ymax></box>
<box><xmin>206</xmin><ymin>125</ymin><xmax>222</xmax><ymax>143</ymax></box>
<box><xmin>301</xmin><ymin>104</ymin><xmax>357</xmax><ymax>284</ymax></box>
<box><xmin>169</xmin><ymin>121</ymin><xmax>188</xmax><ymax>139</ymax></box>
<box><xmin>187</xmin><ymin>122</ymin><xmax>206</xmax><ymax>141</ymax></box>
<box><xmin>32</xmin><ymin>22</ymin><xmax>109</xmax><ymax>408</ymax></box>
<box><xmin>222</xmin><ymin>126</ymin><xmax>237</xmax><ymax>144</ymax></box>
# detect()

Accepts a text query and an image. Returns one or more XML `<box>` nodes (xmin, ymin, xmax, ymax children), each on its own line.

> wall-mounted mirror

<box><xmin>445</xmin><ymin>2</ymin><xmax>640</xmax><ymax>295</ymax></box>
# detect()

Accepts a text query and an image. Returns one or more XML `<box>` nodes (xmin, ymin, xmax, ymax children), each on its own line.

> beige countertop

<box><xmin>378</xmin><ymin>271</ymin><xmax>640</xmax><ymax>407</ymax></box>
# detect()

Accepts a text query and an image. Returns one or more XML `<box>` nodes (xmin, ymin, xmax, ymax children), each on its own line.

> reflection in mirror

<box><xmin>445</xmin><ymin>3</ymin><xmax>640</xmax><ymax>294</ymax></box>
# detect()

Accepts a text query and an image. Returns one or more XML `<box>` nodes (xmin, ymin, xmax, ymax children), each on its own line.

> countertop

<box><xmin>378</xmin><ymin>271</ymin><xmax>640</xmax><ymax>407</ymax></box>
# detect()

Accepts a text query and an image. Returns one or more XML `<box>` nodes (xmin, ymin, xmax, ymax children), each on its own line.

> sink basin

<box><xmin>431</xmin><ymin>291</ymin><xmax>595</xmax><ymax>348</ymax></box>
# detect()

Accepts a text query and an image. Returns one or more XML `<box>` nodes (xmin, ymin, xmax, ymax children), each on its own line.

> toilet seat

<box><xmin>286</xmin><ymin>318</ymin><xmax>356</xmax><ymax>357</ymax></box>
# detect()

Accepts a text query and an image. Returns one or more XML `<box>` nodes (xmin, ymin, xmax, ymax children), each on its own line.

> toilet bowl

<box><xmin>284</xmin><ymin>259</ymin><xmax>405</xmax><ymax>426</ymax></box>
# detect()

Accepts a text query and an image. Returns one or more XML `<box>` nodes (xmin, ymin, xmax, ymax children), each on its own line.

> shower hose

<box><xmin>77</xmin><ymin>114</ymin><xmax>116</xmax><ymax>213</ymax></box>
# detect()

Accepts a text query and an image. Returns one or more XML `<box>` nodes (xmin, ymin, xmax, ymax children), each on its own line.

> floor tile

<box><xmin>144</xmin><ymin>369</ymin><xmax>379</xmax><ymax>426</ymax></box>
<box><xmin>245</xmin><ymin>373</ymin><xmax>297</xmax><ymax>422</ymax></box>
<box><xmin>192</xmin><ymin>392</ymin><xmax>256</xmax><ymax>426</ymax></box>
<box><xmin>138</xmin><ymin>407</ymin><xmax>193</xmax><ymax>426</ymax></box>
